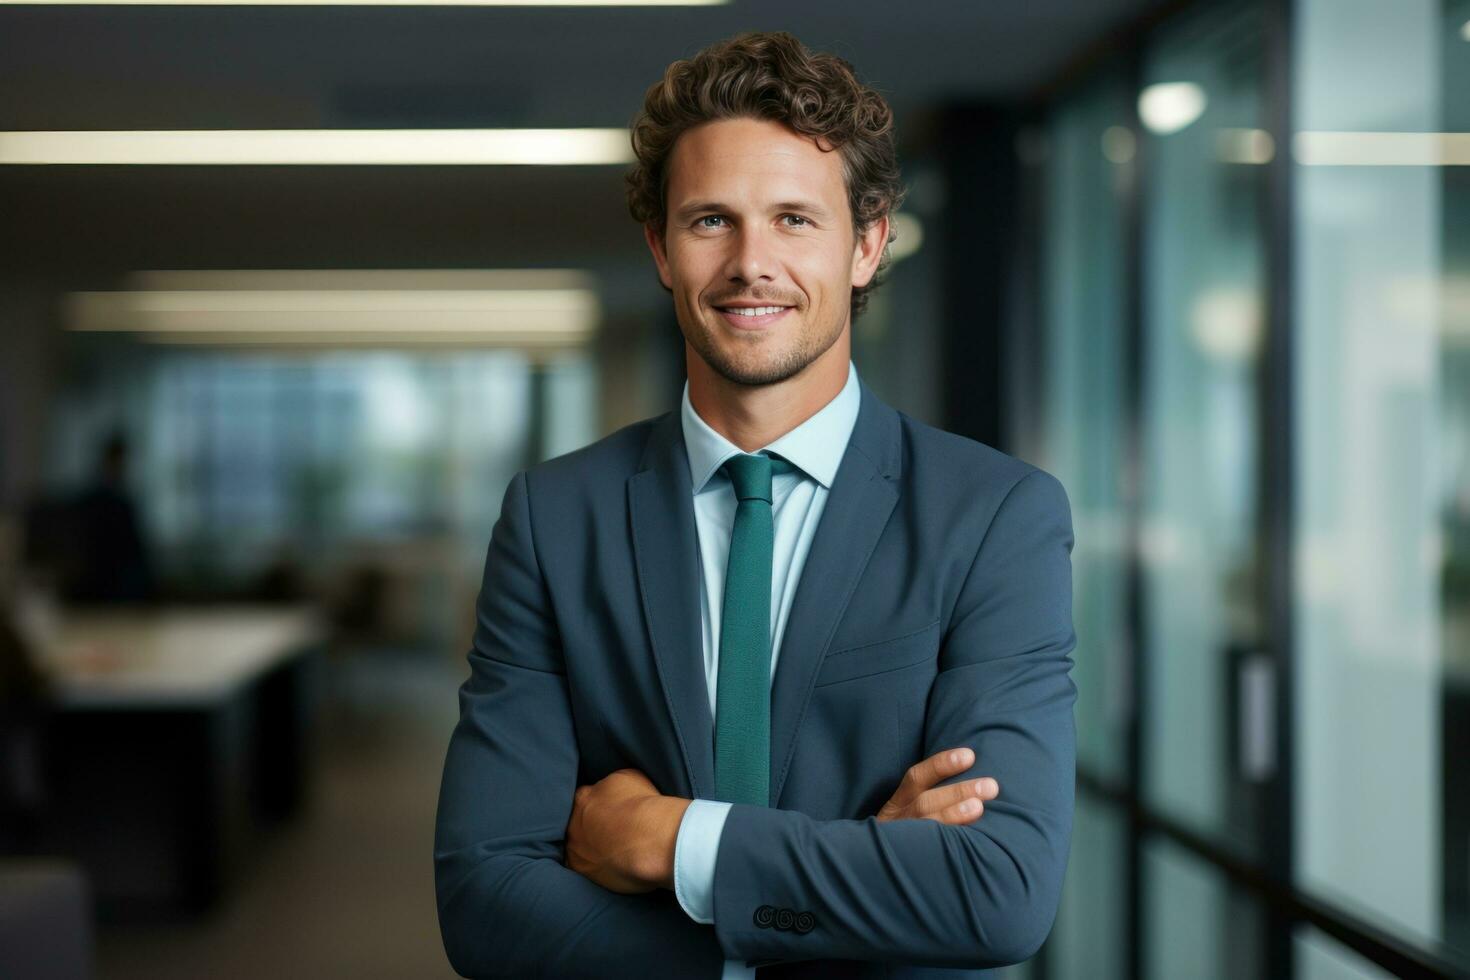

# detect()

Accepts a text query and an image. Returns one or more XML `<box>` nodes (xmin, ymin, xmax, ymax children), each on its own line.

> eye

<box><xmin>782</xmin><ymin>214</ymin><xmax>810</xmax><ymax>227</ymax></box>
<box><xmin>697</xmin><ymin>215</ymin><xmax>727</xmax><ymax>229</ymax></box>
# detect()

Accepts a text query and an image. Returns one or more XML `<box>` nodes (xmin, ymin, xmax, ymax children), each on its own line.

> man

<box><xmin>434</xmin><ymin>31</ymin><xmax>1077</xmax><ymax>979</ymax></box>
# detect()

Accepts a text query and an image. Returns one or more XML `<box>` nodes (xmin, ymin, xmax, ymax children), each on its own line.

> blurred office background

<box><xmin>0</xmin><ymin>0</ymin><xmax>1466</xmax><ymax>977</ymax></box>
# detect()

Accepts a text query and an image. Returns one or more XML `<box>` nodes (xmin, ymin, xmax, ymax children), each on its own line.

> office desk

<box><xmin>34</xmin><ymin>607</ymin><xmax>326</xmax><ymax>919</ymax></box>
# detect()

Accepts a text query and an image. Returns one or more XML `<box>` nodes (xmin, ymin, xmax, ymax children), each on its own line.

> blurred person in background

<box><xmin>22</xmin><ymin>429</ymin><xmax>154</xmax><ymax>605</ymax></box>
<box><xmin>60</xmin><ymin>430</ymin><xmax>154</xmax><ymax>605</ymax></box>
<box><xmin>435</xmin><ymin>31</ymin><xmax>1077</xmax><ymax>979</ymax></box>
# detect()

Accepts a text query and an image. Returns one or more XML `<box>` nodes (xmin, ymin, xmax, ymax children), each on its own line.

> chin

<box><xmin>708</xmin><ymin>346</ymin><xmax>815</xmax><ymax>387</ymax></box>
<box><xmin>683</xmin><ymin>308</ymin><xmax>837</xmax><ymax>387</ymax></box>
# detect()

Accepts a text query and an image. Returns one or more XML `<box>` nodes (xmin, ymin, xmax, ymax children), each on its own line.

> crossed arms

<box><xmin>433</xmin><ymin>466</ymin><xmax>1077</xmax><ymax>977</ymax></box>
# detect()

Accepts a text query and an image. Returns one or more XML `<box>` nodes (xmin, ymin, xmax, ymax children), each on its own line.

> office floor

<box><xmin>96</xmin><ymin>647</ymin><xmax>466</xmax><ymax>980</ymax></box>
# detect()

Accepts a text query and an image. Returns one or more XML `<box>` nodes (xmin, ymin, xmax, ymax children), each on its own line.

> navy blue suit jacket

<box><xmin>434</xmin><ymin>375</ymin><xmax>1078</xmax><ymax>978</ymax></box>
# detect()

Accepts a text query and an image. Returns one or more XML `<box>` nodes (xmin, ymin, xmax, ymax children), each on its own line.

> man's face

<box><xmin>645</xmin><ymin>116</ymin><xmax>887</xmax><ymax>387</ymax></box>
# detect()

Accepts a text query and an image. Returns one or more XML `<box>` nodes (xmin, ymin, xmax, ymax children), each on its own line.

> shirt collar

<box><xmin>680</xmin><ymin>359</ymin><xmax>861</xmax><ymax>495</ymax></box>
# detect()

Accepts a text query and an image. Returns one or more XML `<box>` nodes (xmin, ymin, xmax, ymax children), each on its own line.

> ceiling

<box><xmin>0</xmin><ymin>2</ymin><xmax>1169</xmax><ymax>129</ymax></box>
<box><xmin>0</xmin><ymin>1</ymin><xmax>1170</xmax><ymax>283</ymax></box>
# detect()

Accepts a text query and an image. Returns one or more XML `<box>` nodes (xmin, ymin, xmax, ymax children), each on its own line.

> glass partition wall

<box><xmin>1022</xmin><ymin>0</ymin><xmax>1470</xmax><ymax>976</ymax></box>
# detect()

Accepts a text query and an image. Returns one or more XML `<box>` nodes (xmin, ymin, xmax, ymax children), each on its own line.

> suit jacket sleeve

<box><xmin>709</xmin><ymin>468</ymin><xmax>1078</xmax><ymax>970</ymax></box>
<box><xmin>433</xmin><ymin>470</ymin><xmax>726</xmax><ymax>979</ymax></box>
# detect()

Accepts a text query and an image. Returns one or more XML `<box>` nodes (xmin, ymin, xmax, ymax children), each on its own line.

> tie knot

<box><xmin>722</xmin><ymin>452</ymin><xmax>795</xmax><ymax>502</ymax></box>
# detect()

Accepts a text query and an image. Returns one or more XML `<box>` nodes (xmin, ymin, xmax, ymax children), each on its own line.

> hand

<box><xmin>875</xmin><ymin>747</ymin><xmax>999</xmax><ymax>825</ymax></box>
<box><xmin>565</xmin><ymin>768</ymin><xmax>691</xmax><ymax>894</ymax></box>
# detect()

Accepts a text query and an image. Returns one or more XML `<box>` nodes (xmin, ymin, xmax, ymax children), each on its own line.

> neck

<box><xmin>686</xmin><ymin>333</ymin><xmax>850</xmax><ymax>453</ymax></box>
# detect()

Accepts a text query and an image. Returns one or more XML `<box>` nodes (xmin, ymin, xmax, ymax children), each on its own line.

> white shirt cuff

<box><xmin>673</xmin><ymin>798</ymin><xmax>733</xmax><ymax>925</ymax></box>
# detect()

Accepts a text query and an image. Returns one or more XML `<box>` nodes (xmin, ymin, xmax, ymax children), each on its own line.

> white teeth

<box><xmin>726</xmin><ymin>306</ymin><xmax>785</xmax><ymax>317</ymax></box>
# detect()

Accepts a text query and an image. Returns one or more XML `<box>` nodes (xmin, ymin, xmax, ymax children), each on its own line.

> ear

<box><xmin>850</xmin><ymin>213</ymin><xmax>890</xmax><ymax>289</ymax></box>
<box><xmin>644</xmin><ymin>222</ymin><xmax>674</xmax><ymax>290</ymax></box>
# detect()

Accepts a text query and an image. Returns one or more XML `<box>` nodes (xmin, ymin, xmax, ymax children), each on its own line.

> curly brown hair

<box><xmin>626</xmin><ymin>31</ymin><xmax>906</xmax><ymax>320</ymax></box>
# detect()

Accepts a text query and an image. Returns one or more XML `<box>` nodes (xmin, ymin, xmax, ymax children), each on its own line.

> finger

<box><xmin>914</xmin><ymin>776</ymin><xmax>999</xmax><ymax>817</ymax></box>
<box><xmin>934</xmin><ymin>795</ymin><xmax>985</xmax><ymax>824</ymax></box>
<box><xmin>887</xmin><ymin>746</ymin><xmax>970</xmax><ymax>811</ymax></box>
<box><xmin>918</xmin><ymin>748</ymin><xmax>973</xmax><ymax>796</ymax></box>
<box><xmin>912</xmin><ymin>777</ymin><xmax>997</xmax><ymax>818</ymax></box>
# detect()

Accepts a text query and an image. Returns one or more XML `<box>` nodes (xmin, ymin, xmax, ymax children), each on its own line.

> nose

<box><xmin>722</xmin><ymin>225</ymin><xmax>776</xmax><ymax>285</ymax></box>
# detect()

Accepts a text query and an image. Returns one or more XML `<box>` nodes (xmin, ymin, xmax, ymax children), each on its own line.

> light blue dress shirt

<box><xmin>672</xmin><ymin>359</ymin><xmax>861</xmax><ymax>977</ymax></box>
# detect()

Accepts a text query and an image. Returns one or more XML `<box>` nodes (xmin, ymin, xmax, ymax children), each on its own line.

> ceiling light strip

<box><xmin>0</xmin><ymin>0</ymin><xmax>722</xmax><ymax>6</ymax></box>
<box><xmin>0</xmin><ymin>128</ymin><xmax>633</xmax><ymax>165</ymax></box>
<box><xmin>1293</xmin><ymin>131</ymin><xmax>1470</xmax><ymax>167</ymax></box>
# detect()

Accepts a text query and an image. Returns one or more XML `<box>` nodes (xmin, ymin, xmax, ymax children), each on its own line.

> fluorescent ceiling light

<box><xmin>1138</xmin><ymin>82</ymin><xmax>1207</xmax><ymax>135</ymax></box>
<box><xmin>1462</xmin><ymin>18</ymin><xmax>1470</xmax><ymax>41</ymax></box>
<box><xmin>1293</xmin><ymin>131</ymin><xmax>1470</xmax><ymax>166</ymax></box>
<box><xmin>0</xmin><ymin>0</ymin><xmax>722</xmax><ymax>5</ymax></box>
<box><xmin>0</xmin><ymin>129</ymin><xmax>632</xmax><ymax>165</ymax></box>
<box><xmin>64</xmin><ymin>269</ymin><xmax>600</xmax><ymax>347</ymax></box>
<box><xmin>125</xmin><ymin>269</ymin><xmax>593</xmax><ymax>290</ymax></box>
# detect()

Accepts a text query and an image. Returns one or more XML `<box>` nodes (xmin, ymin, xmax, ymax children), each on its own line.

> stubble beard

<box><xmin>683</xmin><ymin>301</ymin><xmax>846</xmax><ymax>388</ymax></box>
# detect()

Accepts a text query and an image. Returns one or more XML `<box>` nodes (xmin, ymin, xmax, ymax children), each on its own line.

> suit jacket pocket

<box><xmin>813</xmin><ymin>619</ymin><xmax>942</xmax><ymax>687</ymax></box>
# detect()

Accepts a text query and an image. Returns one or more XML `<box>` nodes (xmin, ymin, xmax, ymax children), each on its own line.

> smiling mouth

<box><xmin>717</xmin><ymin>305</ymin><xmax>790</xmax><ymax>317</ymax></box>
<box><xmin>714</xmin><ymin>304</ymin><xmax>794</xmax><ymax>329</ymax></box>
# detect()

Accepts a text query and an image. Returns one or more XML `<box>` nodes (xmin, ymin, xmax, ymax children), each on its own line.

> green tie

<box><xmin>714</xmin><ymin>451</ymin><xmax>796</xmax><ymax>807</ymax></box>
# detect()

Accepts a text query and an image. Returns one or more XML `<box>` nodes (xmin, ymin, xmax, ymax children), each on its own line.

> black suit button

<box><xmin>753</xmin><ymin>905</ymin><xmax>775</xmax><ymax>929</ymax></box>
<box><xmin>794</xmin><ymin>911</ymin><xmax>815</xmax><ymax>934</ymax></box>
<box><xmin>774</xmin><ymin>908</ymin><xmax>795</xmax><ymax>931</ymax></box>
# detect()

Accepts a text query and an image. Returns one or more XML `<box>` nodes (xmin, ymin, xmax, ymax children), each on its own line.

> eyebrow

<box><xmin>672</xmin><ymin>199</ymin><xmax>835</xmax><ymax>222</ymax></box>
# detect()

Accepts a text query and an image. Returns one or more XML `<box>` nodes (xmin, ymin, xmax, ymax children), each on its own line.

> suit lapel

<box><xmin>628</xmin><ymin>377</ymin><xmax>902</xmax><ymax>808</ymax></box>
<box><xmin>769</xmin><ymin>377</ymin><xmax>900</xmax><ymax>807</ymax></box>
<box><xmin>628</xmin><ymin>410</ymin><xmax>715</xmax><ymax>800</ymax></box>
